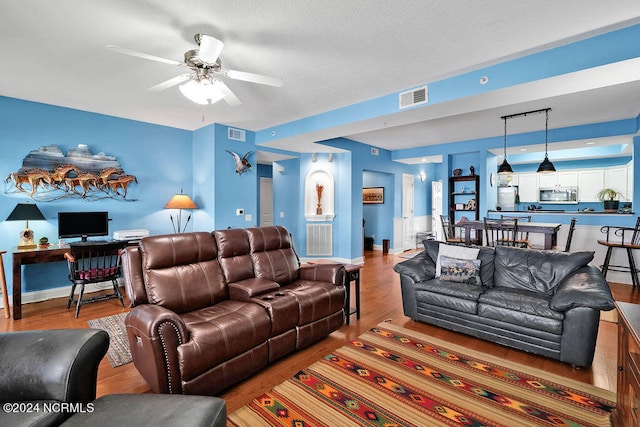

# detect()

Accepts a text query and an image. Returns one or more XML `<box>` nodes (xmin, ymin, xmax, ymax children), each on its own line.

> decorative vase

<box><xmin>316</xmin><ymin>183</ymin><xmax>324</xmax><ymax>215</ymax></box>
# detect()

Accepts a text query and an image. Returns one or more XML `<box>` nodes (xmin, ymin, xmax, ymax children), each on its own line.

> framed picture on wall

<box><xmin>363</xmin><ymin>187</ymin><xmax>384</xmax><ymax>204</ymax></box>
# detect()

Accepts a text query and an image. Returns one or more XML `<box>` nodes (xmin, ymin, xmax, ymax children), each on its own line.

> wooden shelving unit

<box><xmin>448</xmin><ymin>175</ymin><xmax>480</xmax><ymax>225</ymax></box>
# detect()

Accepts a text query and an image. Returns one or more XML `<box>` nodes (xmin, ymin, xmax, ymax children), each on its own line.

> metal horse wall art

<box><xmin>4</xmin><ymin>144</ymin><xmax>138</xmax><ymax>201</ymax></box>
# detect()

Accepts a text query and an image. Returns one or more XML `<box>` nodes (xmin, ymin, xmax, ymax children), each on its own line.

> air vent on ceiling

<box><xmin>228</xmin><ymin>127</ymin><xmax>246</xmax><ymax>142</ymax></box>
<box><xmin>399</xmin><ymin>85</ymin><xmax>428</xmax><ymax>109</ymax></box>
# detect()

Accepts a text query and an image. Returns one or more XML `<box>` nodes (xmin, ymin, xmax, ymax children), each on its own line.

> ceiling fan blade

<box><xmin>217</xmin><ymin>81</ymin><xmax>242</xmax><ymax>106</ymax></box>
<box><xmin>106</xmin><ymin>44</ymin><xmax>182</xmax><ymax>66</ymax></box>
<box><xmin>224</xmin><ymin>69</ymin><xmax>283</xmax><ymax>87</ymax></box>
<box><xmin>147</xmin><ymin>74</ymin><xmax>192</xmax><ymax>92</ymax></box>
<box><xmin>198</xmin><ymin>35</ymin><xmax>225</xmax><ymax>64</ymax></box>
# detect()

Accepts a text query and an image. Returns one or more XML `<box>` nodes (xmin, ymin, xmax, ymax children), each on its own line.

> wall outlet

<box><xmin>280</xmin><ymin>211</ymin><xmax>285</xmax><ymax>218</ymax></box>
<box><xmin>236</xmin><ymin>208</ymin><xmax>244</xmax><ymax>216</ymax></box>
<box><xmin>245</xmin><ymin>214</ymin><xmax>252</xmax><ymax>222</ymax></box>
<box><xmin>371</xmin><ymin>234</ymin><xmax>375</xmax><ymax>241</ymax></box>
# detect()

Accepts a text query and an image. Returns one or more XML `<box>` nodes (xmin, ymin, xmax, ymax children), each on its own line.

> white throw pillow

<box><xmin>435</xmin><ymin>243</ymin><xmax>480</xmax><ymax>277</ymax></box>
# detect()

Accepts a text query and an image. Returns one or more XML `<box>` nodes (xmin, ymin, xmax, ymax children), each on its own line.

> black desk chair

<box><xmin>484</xmin><ymin>217</ymin><xmax>519</xmax><ymax>247</ymax></box>
<box><xmin>598</xmin><ymin>217</ymin><xmax>640</xmax><ymax>289</ymax></box>
<box><xmin>65</xmin><ymin>241</ymin><xmax>127</xmax><ymax>317</ymax></box>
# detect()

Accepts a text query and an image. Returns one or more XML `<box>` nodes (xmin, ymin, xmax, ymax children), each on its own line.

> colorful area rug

<box><xmin>228</xmin><ymin>322</ymin><xmax>616</xmax><ymax>426</ymax></box>
<box><xmin>87</xmin><ymin>312</ymin><xmax>132</xmax><ymax>368</ymax></box>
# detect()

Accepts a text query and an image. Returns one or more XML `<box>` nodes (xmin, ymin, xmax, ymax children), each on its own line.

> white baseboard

<box><xmin>1</xmin><ymin>281</ymin><xmax>119</xmax><ymax>308</ymax></box>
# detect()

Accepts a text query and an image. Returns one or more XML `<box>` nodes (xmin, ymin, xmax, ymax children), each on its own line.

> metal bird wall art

<box><xmin>226</xmin><ymin>150</ymin><xmax>253</xmax><ymax>174</ymax></box>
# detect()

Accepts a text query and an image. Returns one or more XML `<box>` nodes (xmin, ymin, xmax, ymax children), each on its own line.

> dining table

<box><xmin>455</xmin><ymin>220</ymin><xmax>562</xmax><ymax>249</ymax></box>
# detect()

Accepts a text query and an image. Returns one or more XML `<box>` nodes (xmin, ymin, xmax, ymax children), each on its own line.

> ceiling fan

<box><xmin>106</xmin><ymin>34</ymin><xmax>283</xmax><ymax>106</ymax></box>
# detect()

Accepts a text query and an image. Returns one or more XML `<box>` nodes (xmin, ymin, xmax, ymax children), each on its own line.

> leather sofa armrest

<box><xmin>0</xmin><ymin>329</ymin><xmax>109</xmax><ymax>403</ymax></box>
<box><xmin>393</xmin><ymin>251</ymin><xmax>435</xmax><ymax>283</ymax></box>
<box><xmin>550</xmin><ymin>265</ymin><xmax>615</xmax><ymax>312</ymax></box>
<box><xmin>229</xmin><ymin>278</ymin><xmax>280</xmax><ymax>300</ymax></box>
<box><xmin>121</xmin><ymin>245</ymin><xmax>148</xmax><ymax>307</ymax></box>
<box><xmin>125</xmin><ymin>305</ymin><xmax>189</xmax><ymax>394</ymax></box>
<box><xmin>300</xmin><ymin>263</ymin><xmax>345</xmax><ymax>286</ymax></box>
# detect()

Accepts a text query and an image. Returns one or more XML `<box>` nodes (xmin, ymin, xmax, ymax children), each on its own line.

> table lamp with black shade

<box><xmin>5</xmin><ymin>203</ymin><xmax>46</xmax><ymax>249</ymax></box>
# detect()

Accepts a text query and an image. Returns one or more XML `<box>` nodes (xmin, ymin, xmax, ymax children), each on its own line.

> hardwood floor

<box><xmin>1</xmin><ymin>249</ymin><xmax>638</xmax><ymax>413</ymax></box>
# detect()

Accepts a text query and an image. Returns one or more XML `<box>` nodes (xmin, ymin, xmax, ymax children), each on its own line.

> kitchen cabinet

<box><xmin>538</xmin><ymin>171</ymin><xmax>578</xmax><ymax>188</ymax></box>
<box><xmin>605</xmin><ymin>166</ymin><xmax>629</xmax><ymax>199</ymax></box>
<box><xmin>578</xmin><ymin>170</ymin><xmax>604</xmax><ymax>202</ymax></box>
<box><xmin>517</xmin><ymin>173</ymin><xmax>538</xmax><ymax>203</ymax></box>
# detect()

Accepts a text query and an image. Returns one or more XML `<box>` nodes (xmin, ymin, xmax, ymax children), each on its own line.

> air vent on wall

<box><xmin>228</xmin><ymin>127</ymin><xmax>246</xmax><ymax>142</ymax></box>
<box><xmin>399</xmin><ymin>85</ymin><xmax>428</xmax><ymax>109</ymax></box>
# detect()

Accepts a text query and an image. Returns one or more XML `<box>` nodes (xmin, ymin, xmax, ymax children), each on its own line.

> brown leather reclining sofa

<box><xmin>121</xmin><ymin>226</ymin><xmax>346</xmax><ymax>396</ymax></box>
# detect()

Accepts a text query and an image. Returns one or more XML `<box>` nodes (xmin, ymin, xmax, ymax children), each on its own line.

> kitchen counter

<box><xmin>489</xmin><ymin>210</ymin><xmax>633</xmax><ymax>215</ymax></box>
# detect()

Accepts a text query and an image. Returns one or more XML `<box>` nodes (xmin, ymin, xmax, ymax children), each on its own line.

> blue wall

<box><xmin>363</xmin><ymin>171</ymin><xmax>393</xmax><ymax>245</ymax></box>
<box><xmin>0</xmin><ymin>96</ymin><xmax>192</xmax><ymax>293</ymax></box>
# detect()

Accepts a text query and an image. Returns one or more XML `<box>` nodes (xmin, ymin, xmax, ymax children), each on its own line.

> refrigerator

<box><xmin>497</xmin><ymin>186</ymin><xmax>518</xmax><ymax>211</ymax></box>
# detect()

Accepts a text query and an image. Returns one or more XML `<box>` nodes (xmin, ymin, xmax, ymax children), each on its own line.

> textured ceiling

<box><xmin>1</xmin><ymin>1</ymin><xmax>639</xmax><ymax>155</ymax></box>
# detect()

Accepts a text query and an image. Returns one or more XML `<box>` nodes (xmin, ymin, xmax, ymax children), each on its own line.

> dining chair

<box><xmin>65</xmin><ymin>241</ymin><xmax>127</xmax><ymax>317</ymax></box>
<box><xmin>440</xmin><ymin>215</ymin><xmax>465</xmax><ymax>245</ymax></box>
<box><xmin>500</xmin><ymin>215</ymin><xmax>531</xmax><ymax>248</ymax></box>
<box><xmin>484</xmin><ymin>217</ymin><xmax>519</xmax><ymax>247</ymax></box>
<box><xmin>597</xmin><ymin>216</ymin><xmax>640</xmax><ymax>289</ymax></box>
<box><xmin>563</xmin><ymin>217</ymin><xmax>578</xmax><ymax>252</ymax></box>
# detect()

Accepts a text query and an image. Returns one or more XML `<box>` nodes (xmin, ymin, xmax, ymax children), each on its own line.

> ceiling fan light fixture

<box><xmin>179</xmin><ymin>79</ymin><xmax>226</xmax><ymax>105</ymax></box>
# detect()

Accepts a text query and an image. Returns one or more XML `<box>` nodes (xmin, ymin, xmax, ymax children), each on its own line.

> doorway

<box><xmin>402</xmin><ymin>173</ymin><xmax>414</xmax><ymax>251</ymax></box>
<box><xmin>260</xmin><ymin>177</ymin><xmax>274</xmax><ymax>226</ymax></box>
<box><xmin>432</xmin><ymin>180</ymin><xmax>443</xmax><ymax>241</ymax></box>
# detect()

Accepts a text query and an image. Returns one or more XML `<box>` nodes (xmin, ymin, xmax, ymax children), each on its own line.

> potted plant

<box><xmin>596</xmin><ymin>188</ymin><xmax>622</xmax><ymax>212</ymax></box>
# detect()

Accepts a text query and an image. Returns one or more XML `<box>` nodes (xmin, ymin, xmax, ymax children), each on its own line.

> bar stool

<box><xmin>0</xmin><ymin>250</ymin><xmax>9</xmax><ymax>318</ymax></box>
<box><xmin>598</xmin><ymin>217</ymin><xmax>640</xmax><ymax>289</ymax></box>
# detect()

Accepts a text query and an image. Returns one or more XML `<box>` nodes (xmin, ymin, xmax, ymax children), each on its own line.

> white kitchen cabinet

<box><xmin>537</xmin><ymin>171</ymin><xmax>578</xmax><ymax>188</ymax></box>
<box><xmin>517</xmin><ymin>173</ymin><xmax>539</xmax><ymax>203</ymax></box>
<box><xmin>605</xmin><ymin>166</ymin><xmax>629</xmax><ymax>199</ymax></box>
<box><xmin>537</xmin><ymin>173</ymin><xmax>556</xmax><ymax>188</ymax></box>
<box><xmin>578</xmin><ymin>169</ymin><xmax>604</xmax><ymax>202</ymax></box>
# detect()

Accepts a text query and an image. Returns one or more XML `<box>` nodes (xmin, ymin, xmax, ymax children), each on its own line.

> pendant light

<box><xmin>497</xmin><ymin>116</ymin><xmax>513</xmax><ymax>174</ymax></box>
<box><xmin>536</xmin><ymin>108</ymin><xmax>556</xmax><ymax>173</ymax></box>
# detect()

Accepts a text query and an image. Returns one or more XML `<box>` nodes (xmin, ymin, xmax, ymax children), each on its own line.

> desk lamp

<box><xmin>164</xmin><ymin>191</ymin><xmax>198</xmax><ymax>233</ymax></box>
<box><xmin>6</xmin><ymin>203</ymin><xmax>46</xmax><ymax>249</ymax></box>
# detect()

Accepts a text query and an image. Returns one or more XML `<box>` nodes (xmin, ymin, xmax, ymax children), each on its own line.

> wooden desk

<box><xmin>12</xmin><ymin>245</ymin><xmax>70</xmax><ymax>320</ymax></box>
<box><xmin>456</xmin><ymin>220</ymin><xmax>562</xmax><ymax>249</ymax></box>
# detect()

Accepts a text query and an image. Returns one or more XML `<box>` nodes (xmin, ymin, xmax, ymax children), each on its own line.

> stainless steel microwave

<box><xmin>538</xmin><ymin>187</ymin><xmax>578</xmax><ymax>204</ymax></box>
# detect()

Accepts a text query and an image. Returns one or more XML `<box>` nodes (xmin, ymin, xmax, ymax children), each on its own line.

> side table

<box><xmin>343</xmin><ymin>264</ymin><xmax>361</xmax><ymax>325</ymax></box>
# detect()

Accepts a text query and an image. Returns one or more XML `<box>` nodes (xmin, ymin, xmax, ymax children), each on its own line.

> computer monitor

<box><xmin>58</xmin><ymin>211</ymin><xmax>109</xmax><ymax>242</ymax></box>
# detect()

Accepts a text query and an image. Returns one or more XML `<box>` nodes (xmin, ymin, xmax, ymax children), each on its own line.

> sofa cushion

<box><xmin>439</xmin><ymin>255</ymin><xmax>482</xmax><ymax>285</ymax></box>
<box><xmin>140</xmin><ymin>233</ymin><xmax>228</xmax><ymax>313</ymax></box>
<box><xmin>424</xmin><ymin>240</ymin><xmax>495</xmax><ymax>288</ymax></box>
<box><xmin>178</xmin><ymin>300</ymin><xmax>271</xmax><ymax>381</ymax></box>
<box><xmin>280</xmin><ymin>280</ymin><xmax>345</xmax><ymax>325</ymax></box>
<box><xmin>416</xmin><ymin>278</ymin><xmax>485</xmax><ymax>301</ymax></box>
<box><xmin>478</xmin><ymin>287</ymin><xmax>564</xmax><ymax>321</ymax></box>
<box><xmin>415</xmin><ymin>279</ymin><xmax>480</xmax><ymax>314</ymax></box>
<box><xmin>214</xmin><ymin>229</ymin><xmax>255</xmax><ymax>283</ymax></box>
<box><xmin>246</xmin><ymin>226</ymin><xmax>300</xmax><ymax>285</ymax></box>
<box><xmin>494</xmin><ymin>246</ymin><xmax>594</xmax><ymax>295</ymax></box>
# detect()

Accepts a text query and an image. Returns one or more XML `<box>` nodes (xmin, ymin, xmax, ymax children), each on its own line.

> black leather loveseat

<box><xmin>394</xmin><ymin>240</ymin><xmax>615</xmax><ymax>367</ymax></box>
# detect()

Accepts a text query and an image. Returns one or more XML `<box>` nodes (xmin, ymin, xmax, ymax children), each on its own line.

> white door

<box><xmin>431</xmin><ymin>180</ymin><xmax>443</xmax><ymax>241</ymax></box>
<box><xmin>402</xmin><ymin>174</ymin><xmax>414</xmax><ymax>251</ymax></box>
<box><xmin>259</xmin><ymin>177</ymin><xmax>274</xmax><ymax>226</ymax></box>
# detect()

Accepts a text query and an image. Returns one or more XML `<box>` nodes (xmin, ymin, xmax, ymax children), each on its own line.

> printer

<box><xmin>113</xmin><ymin>229</ymin><xmax>150</xmax><ymax>243</ymax></box>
